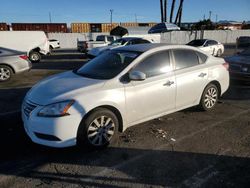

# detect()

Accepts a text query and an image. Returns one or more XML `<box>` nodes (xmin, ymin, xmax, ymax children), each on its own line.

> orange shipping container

<box><xmin>71</xmin><ymin>23</ymin><xmax>90</xmax><ymax>33</ymax></box>
<box><xmin>101</xmin><ymin>23</ymin><xmax>118</xmax><ymax>32</ymax></box>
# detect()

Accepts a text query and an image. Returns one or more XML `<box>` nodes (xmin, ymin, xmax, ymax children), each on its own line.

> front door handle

<box><xmin>164</xmin><ymin>81</ymin><xmax>174</xmax><ymax>86</ymax></box>
<box><xmin>198</xmin><ymin>73</ymin><xmax>207</xmax><ymax>77</ymax></box>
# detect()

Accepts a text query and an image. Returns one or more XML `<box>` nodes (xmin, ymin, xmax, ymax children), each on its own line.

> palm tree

<box><xmin>169</xmin><ymin>0</ymin><xmax>176</xmax><ymax>23</ymax></box>
<box><xmin>160</xmin><ymin>0</ymin><xmax>164</xmax><ymax>22</ymax></box>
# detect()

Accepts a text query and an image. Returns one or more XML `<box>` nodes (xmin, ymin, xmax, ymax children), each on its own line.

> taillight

<box><xmin>84</xmin><ymin>42</ymin><xmax>88</xmax><ymax>48</ymax></box>
<box><xmin>20</xmin><ymin>55</ymin><xmax>28</xmax><ymax>60</ymax></box>
<box><xmin>223</xmin><ymin>61</ymin><xmax>229</xmax><ymax>71</ymax></box>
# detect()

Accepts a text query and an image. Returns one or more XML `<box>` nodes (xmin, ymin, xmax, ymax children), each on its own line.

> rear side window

<box><xmin>133</xmin><ymin>50</ymin><xmax>171</xmax><ymax>78</ymax></box>
<box><xmin>196</xmin><ymin>51</ymin><xmax>207</xmax><ymax>64</ymax></box>
<box><xmin>207</xmin><ymin>40</ymin><xmax>218</xmax><ymax>46</ymax></box>
<box><xmin>173</xmin><ymin>49</ymin><xmax>200</xmax><ymax>69</ymax></box>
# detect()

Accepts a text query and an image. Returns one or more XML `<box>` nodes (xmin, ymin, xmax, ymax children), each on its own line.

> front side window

<box><xmin>77</xmin><ymin>51</ymin><xmax>140</xmax><ymax>79</ymax></box>
<box><xmin>132</xmin><ymin>50</ymin><xmax>171</xmax><ymax>78</ymax></box>
<box><xmin>173</xmin><ymin>49</ymin><xmax>200</xmax><ymax>70</ymax></box>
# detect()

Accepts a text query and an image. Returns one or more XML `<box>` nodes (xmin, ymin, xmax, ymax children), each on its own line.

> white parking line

<box><xmin>0</xmin><ymin>110</ymin><xmax>20</xmax><ymax>117</ymax></box>
<box><xmin>82</xmin><ymin>108</ymin><xmax>250</xmax><ymax>183</ymax></box>
<box><xmin>181</xmin><ymin>149</ymin><xmax>231</xmax><ymax>187</ymax></box>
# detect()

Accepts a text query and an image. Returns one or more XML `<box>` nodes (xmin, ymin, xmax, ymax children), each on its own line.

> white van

<box><xmin>0</xmin><ymin>31</ymin><xmax>50</xmax><ymax>62</ymax></box>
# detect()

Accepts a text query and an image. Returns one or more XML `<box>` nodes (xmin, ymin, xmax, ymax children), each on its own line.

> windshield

<box><xmin>110</xmin><ymin>38</ymin><xmax>127</xmax><ymax>46</ymax></box>
<box><xmin>96</xmin><ymin>36</ymin><xmax>105</xmax><ymax>41</ymax></box>
<box><xmin>187</xmin><ymin>40</ymin><xmax>206</xmax><ymax>47</ymax></box>
<box><xmin>239</xmin><ymin>48</ymin><xmax>250</xmax><ymax>56</ymax></box>
<box><xmin>76</xmin><ymin>50</ymin><xmax>140</xmax><ymax>79</ymax></box>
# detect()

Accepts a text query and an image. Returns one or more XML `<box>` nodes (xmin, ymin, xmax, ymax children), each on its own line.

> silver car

<box><xmin>0</xmin><ymin>47</ymin><xmax>32</xmax><ymax>82</ymax></box>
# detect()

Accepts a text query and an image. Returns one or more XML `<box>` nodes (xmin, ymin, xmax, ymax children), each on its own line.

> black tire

<box><xmin>199</xmin><ymin>84</ymin><xmax>219</xmax><ymax>111</ymax></box>
<box><xmin>49</xmin><ymin>45</ymin><xmax>53</xmax><ymax>52</ymax></box>
<box><xmin>0</xmin><ymin>65</ymin><xmax>13</xmax><ymax>82</ymax></box>
<box><xmin>29</xmin><ymin>51</ymin><xmax>41</xmax><ymax>63</ymax></box>
<box><xmin>77</xmin><ymin>108</ymin><xmax>119</xmax><ymax>149</ymax></box>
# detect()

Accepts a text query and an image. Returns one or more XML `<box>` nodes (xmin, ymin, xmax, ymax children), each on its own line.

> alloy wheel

<box><xmin>87</xmin><ymin>115</ymin><xmax>115</xmax><ymax>146</ymax></box>
<box><xmin>204</xmin><ymin>87</ymin><xmax>217</xmax><ymax>109</ymax></box>
<box><xmin>0</xmin><ymin>67</ymin><xmax>11</xmax><ymax>81</ymax></box>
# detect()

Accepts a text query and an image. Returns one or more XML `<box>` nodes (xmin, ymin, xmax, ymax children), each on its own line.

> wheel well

<box><xmin>29</xmin><ymin>47</ymin><xmax>40</xmax><ymax>55</ymax></box>
<box><xmin>82</xmin><ymin>105</ymin><xmax>123</xmax><ymax>132</ymax></box>
<box><xmin>0</xmin><ymin>64</ymin><xmax>15</xmax><ymax>74</ymax></box>
<box><xmin>208</xmin><ymin>81</ymin><xmax>221</xmax><ymax>97</ymax></box>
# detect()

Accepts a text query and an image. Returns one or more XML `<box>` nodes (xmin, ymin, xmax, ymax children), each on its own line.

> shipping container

<box><xmin>11</xmin><ymin>23</ymin><xmax>67</xmax><ymax>33</ymax></box>
<box><xmin>148</xmin><ymin>22</ymin><xmax>157</xmax><ymax>27</ymax></box>
<box><xmin>101</xmin><ymin>23</ymin><xmax>119</xmax><ymax>33</ymax></box>
<box><xmin>71</xmin><ymin>23</ymin><xmax>90</xmax><ymax>33</ymax></box>
<box><xmin>121</xmin><ymin>22</ymin><xmax>139</xmax><ymax>27</ymax></box>
<box><xmin>90</xmin><ymin>23</ymin><xmax>102</xmax><ymax>32</ymax></box>
<box><xmin>0</xmin><ymin>23</ymin><xmax>9</xmax><ymax>31</ymax></box>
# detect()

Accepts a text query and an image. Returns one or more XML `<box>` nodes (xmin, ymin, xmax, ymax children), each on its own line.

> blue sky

<box><xmin>0</xmin><ymin>0</ymin><xmax>249</xmax><ymax>24</ymax></box>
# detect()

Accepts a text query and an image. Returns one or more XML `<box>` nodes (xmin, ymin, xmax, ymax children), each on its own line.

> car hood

<box><xmin>26</xmin><ymin>71</ymin><xmax>106</xmax><ymax>105</ymax></box>
<box><xmin>226</xmin><ymin>55</ymin><xmax>250</xmax><ymax>65</ymax></box>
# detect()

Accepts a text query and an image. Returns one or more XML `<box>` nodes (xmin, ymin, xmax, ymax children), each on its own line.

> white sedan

<box><xmin>187</xmin><ymin>39</ymin><xmax>224</xmax><ymax>57</ymax></box>
<box><xmin>22</xmin><ymin>44</ymin><xmax>229</xmax><ymax>149</ymax></box>
<box><xmin>49</xmin><ymin>39</ymin><xmax>60</xmax><ymax>51</ymax></box>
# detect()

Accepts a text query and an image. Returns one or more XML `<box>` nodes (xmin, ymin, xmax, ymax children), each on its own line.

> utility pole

<box><xmin>135</xmin><ymin>14</ymin><xmax>138</xmax><ymax>23</ymax></box>
<box><xmin>203</xmin><ymin>14</ymin><xmax>205</xmax><ymax>20</ymax></box>
<box><xmin>216</xmin><ymin>14</ymin><xmax>218</xmax><ymax>23</ymax></box>
<box><xmin>209</xmin><ymin>10</ymin><xmax>212</xmax><ymax>20</ymax></box>
<box><xmin>49</xmin><ymin>12</ymin><xmax>52</xmax><ymax>23</ymax></box>
<box><xmin>110</xmin><ymin>9</ymin><xmax>114</xmax><ymax>25</ymax></box>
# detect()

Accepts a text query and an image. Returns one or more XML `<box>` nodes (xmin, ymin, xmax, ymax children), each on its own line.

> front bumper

<box><xmin>22</xmin><ymin>101</ymin><xmax>83</xmax><ymax>148</ymax></box>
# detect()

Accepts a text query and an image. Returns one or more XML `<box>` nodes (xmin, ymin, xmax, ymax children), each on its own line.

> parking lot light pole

<box><xmin>110</xmin><ymin>9</ymin><xmax>114</xmax><ymax>27</ymax></box>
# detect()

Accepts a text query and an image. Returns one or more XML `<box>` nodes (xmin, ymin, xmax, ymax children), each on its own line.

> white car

<box><xmin>22</xmin><ymin>44</ymin><xmax>229</xmax><ymax>149</ymax></box>
<box><xmin>49</xmin><ymin>39</ymin><xmax>60</xmax><ymax>50</ymax></box>
<box><xmin>0</xmin><ymin>31</ymin><xmax>50</xmax><ymax>62</ymax></box>
<box><xmin>88</xmin><ymin>37</ymin><xmax>152</xmax><ymax>58</ymax></box>
<box><xmin>0</xmin><ymin>47</ymin><xmax>32</xmax><ymax>81</ymax></box>
<box><xmin>187</xmin><ymin>39</ymin><xmax>224</xmax><ymax>57</ymax></box>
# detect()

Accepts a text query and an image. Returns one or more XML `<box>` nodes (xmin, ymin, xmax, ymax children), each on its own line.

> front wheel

<box><xmin>0</xmin><ymin>65</ymin><xmax>13</xmax><ymax>82</ymax></box>
<box><xmin>77</xmin><ymin>108</ymin><xmax>118</xmax><ymax>149</ymax></box>
<box><xmin>29</xmin><ymin>51</ymin><xmax>41</xmax><ymax>63</ymax></box>
<box><xmin>216</xmin><ymin>49</ymin><xmax>222</xmax><ymax>57</ymax></box>
<box><xmin>199</xmin><ymin>84</ymin><xmax>219</xmax><ymax>111</ymax></box>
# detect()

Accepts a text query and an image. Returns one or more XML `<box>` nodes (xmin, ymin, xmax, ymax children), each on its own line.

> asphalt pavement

<box><xmin>0</xmin><ymin>47</ymin><xmax>249</xmax><ymax>188</ymax></box>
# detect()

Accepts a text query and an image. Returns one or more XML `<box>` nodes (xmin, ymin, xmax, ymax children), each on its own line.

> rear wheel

<box><xmin>0</xmin><ymin>65</ymin><xmax>13</xmax><ymax>82</ymax></box>
<box><xmin>29</xmin><ymin>51</ymin><xmax>41</xmax><ymax>63</ymax></box>
<box><xmin>199</xmin><ymin>84</ymin><xmax>219</xmax><ymax>111</ymax></box>
<box><xmin>77</xmin><ymin>108</ymin><xmax>118</xmax><ymax>149</ymax></box>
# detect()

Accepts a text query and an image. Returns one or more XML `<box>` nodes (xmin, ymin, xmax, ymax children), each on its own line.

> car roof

<box><xmin>114</xmin><ymin>43</ymin><xmax>201</xmax><ymax>53</ymax></box>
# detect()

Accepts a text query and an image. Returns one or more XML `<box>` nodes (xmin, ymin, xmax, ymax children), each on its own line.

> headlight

<box><xmin>38</xmin><ymin>100</ymin><xmax>74</xmax><ymax>117</ymax></box>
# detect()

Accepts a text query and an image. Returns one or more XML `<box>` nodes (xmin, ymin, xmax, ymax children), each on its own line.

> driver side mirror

<box><xmin>129</xmin><ymin>71</ymin><xmax>146</xmax><ymax>81</ymax></box>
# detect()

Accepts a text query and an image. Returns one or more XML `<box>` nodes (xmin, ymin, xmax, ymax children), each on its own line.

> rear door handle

<box><xmin>198</xmin><ymin>73</ymin><xmax>207</xmax><ymax>77</ymax></box>
<box><xmin>164</xmin><ymin>81</ymin><xmax>174</xmax><ymax>86</ymax></box>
